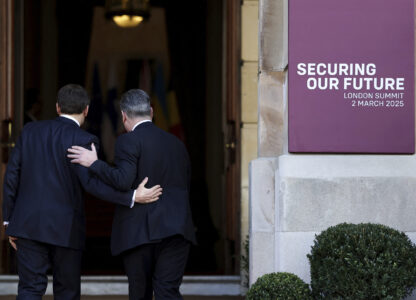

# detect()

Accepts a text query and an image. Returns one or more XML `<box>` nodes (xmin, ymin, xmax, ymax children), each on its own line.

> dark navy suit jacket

<box><xmin>2</xmin><ymin>117</ymin><xmax>133</xmax><ymax>250</ymax></box>
<box><xmin>89</xmin><ymin>122</ymin><xmax>196</xmax><ymax>255</ymax></box>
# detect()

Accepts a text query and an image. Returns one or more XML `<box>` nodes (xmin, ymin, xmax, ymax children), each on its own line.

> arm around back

<box><xmin>71</xmin><ymin>139</ymin><xmax>134</xmax><ymax>207</ymax></box>
<box><xmin>89</xmin><ymin>133</ymin><xmax>139</xmax><ymax>191</ymax></box>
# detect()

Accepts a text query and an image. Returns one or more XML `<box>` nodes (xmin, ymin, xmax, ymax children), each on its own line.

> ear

<box><xmin>121</xmin><ymin>111</ymin><xmax>127</xmax><ymax>123</ymax></box>
<box><xmin>150</xmin><ymin>107</ymin><xmax>154</xmax><ymax>119</ymax></box>
<box><xmin>83</xmin><ymin>105</ymin><xmax>89</xmax><ymax>117</ymax></box>
<box><xmin>56</xmin><ymin>103</ymin><xmax>61</xmax><ymax>115</ymax></box>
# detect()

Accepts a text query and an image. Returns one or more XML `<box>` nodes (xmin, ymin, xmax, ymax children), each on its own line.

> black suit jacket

<box><xmin>89</xmin><ymin>122</ymin><xmax>196</xmax><ymax>255</ymax></box>
<box><xmin>2</xmin><ymin>117</ymin><xmax>133</xmax><ymax>250</ymax></box>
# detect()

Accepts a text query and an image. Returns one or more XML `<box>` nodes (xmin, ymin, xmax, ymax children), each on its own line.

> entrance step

<box><xmin>0</xmin><ymin>276</ymin><xmax>244</xmax><ymax>298</ymax></box>
<box><xmin>0</xmin><ymin>297</ymin><xmax>244</xmax><ymax>300</ymax></box>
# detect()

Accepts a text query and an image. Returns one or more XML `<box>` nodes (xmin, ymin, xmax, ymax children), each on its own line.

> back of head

<box><xmin>57</xmin><ymin>84</ymin><xmax>90</xmax><ymax>114</ymax></box>
<box><xmin>120</xmin><ymin>89</ymin><xmax>151</xmax><ymax>118</ymax></box>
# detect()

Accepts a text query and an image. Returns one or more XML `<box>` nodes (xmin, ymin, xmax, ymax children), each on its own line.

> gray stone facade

<box><xmin>250</xmin><ymin>1</ymin><xmax>416</xmax><ymax>299</ymax></box>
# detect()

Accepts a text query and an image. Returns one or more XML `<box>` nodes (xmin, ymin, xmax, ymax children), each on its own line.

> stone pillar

<box><xmin>249</xmin><ymin>0</ymin><xmax>288</xmax><ymax>285</ymax></box>
<box><xmin>240</xmin><ymin>0</ymin><xmax>259</xmax><ymax>285</ymax></box>
<box><xmin>249</xmin><ymin>158</ymin><xmax>278</xmax><ymax>284</ymax></box>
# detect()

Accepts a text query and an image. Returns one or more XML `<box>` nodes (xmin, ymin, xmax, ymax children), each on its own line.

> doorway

<box><xmin>0</xmin><ymin>0</ymin><xmax>241</xmax><ymax>276</ymax></box>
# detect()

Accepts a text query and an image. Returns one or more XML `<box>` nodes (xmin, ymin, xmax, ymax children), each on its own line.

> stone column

<box><xmin>240</xmin><ymin>0</ymin><xmax>259</xmax><ymax>286</ymax></box>
<box><xmin>249</xmin><ymin>0</ymin><xmax>287</xmax><ymax>285</ymax></box>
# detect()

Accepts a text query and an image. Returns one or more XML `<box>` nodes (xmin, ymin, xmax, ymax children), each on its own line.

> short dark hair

<box><xmin>57</xmin><ymin>84</ymin><xmax>90</xmax><ymax>114</ymax></box>
<box><xmin>120</xmin><ymin>89</ymin><xmax>151</xmax><ymax>118</ymax></box>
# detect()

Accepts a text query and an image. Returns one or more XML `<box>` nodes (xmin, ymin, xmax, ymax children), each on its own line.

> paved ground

<box><xmin>0</xmin><ymin>297</ymin><xmax>244</xmax><ymax>300</ymax></box>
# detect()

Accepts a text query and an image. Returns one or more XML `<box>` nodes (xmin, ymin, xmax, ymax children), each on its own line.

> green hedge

<box><xmin>246</xmin><ymin>272</ymin><xmax>312</xmax><ymax>300</ymax></box>
<box><xmin>308</xmin><ymin>223</ymin><xmax>416</xmax><ymax>300</ymax></box>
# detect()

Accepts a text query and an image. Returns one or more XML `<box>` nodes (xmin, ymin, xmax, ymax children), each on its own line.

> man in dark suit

<box><xmin>2</xmin><ymin>84</ymin><xmax>162</xmax><ymax>300</ymax></box>
<box><xmin>68</xmin><ymin>89</ymin><xmax>196</xmax><ymax>300</ymax></box>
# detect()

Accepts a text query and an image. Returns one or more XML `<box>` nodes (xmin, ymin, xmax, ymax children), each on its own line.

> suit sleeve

<box><xmin>2</xmin><ymin>134</ymin><xmax>23</xmax><ymax>222</ymax></box>
<box><xmin>89</xmin><ymin>134</ymin><xmax>139</xmax><ymax>191</ymax></box>
<box><xmin>71</xmin><ymin>138</ymin><xmax>134</xmax><ymax>207</ymax></box>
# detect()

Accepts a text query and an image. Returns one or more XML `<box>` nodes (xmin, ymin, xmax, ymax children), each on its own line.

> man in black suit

<box><xmin>68</xmin><ymin>89</ymin><xmax>196</xmax><ymax>300</ymax></box>
<box><xmin>2</xmin><ymin>84</ymin><xmax>162</xmax><ymax>300</ymax></box>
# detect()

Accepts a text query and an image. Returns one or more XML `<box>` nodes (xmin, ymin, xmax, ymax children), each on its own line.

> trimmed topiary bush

<box><xmin>246</xmin><ymin>272</ymin><xmax>312</xmax><ymax>300</ymax></box>
<box><xmin>308</xmin><ymin>223</ymin><xmax>416</xmax><ymax>300</ymax></box>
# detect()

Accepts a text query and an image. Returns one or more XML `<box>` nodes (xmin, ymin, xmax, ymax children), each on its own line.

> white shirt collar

<box><xmin>60</xmin><ymin>115</ymin><xmax>80</xmax><ymax>127</ymax></box>
<box><xmin>132</xmin><ymin>119</ymin><xmax>152</xmax><ymax>131</ymax></box>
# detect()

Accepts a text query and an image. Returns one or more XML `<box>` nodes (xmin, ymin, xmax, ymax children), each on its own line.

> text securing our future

<box><xmin>296</xmin><ymin>63</ymin><xmax>404</xmax><ymax>90</ymax></box>
<box><xmin>296</xmin><ymin>62</ymin><xmax>406</xmax><ymax>108</ymax></box>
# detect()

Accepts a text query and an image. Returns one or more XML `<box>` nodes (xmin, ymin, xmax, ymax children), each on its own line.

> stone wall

<box><xmin>250</xmin><ymin>1</ymin><xmax>416</xmax><ymax>300</ymax></box>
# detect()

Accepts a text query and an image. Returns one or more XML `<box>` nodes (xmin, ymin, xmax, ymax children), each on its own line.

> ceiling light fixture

<box><xmin>105</xmin><ymin>0</ymin><xmax>150</xmax><ymax>28</ymax></box>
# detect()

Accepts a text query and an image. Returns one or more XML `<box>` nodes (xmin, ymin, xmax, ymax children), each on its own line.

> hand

<box><xmin>67</xmin><ymin>143</ymin><xmax>98</xmax><ymax>167</ymax></box>
<box><xmin>9</xmin><ymin>236</ymin><xmax>17</xmax><ymax>251</ymax></box>
<box><xmin>135</xmin><ymin>177</ymin><xmax>162</xmax><ymax>204</ymax></box>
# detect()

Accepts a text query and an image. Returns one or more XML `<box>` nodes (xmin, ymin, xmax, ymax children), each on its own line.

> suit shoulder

<box><xmin>57</xmin><ymin>122</ymin><xmax>98</xmax><ymax>145</ymax></box>
<box><xmin>76</xmin><ymin>129</ymin><xmax>99</xmax><ymax>144</ymax></box>
<box><xmin>116</xmin><ymin>131</ymin><xmax>136</xmax><ymax>144</ymax></box>
<box><xmin>76</xmin><ymin>128</ymin><xmax>96</xmax><ymax>139</ymax></box>
<box><xmin>23</xmin><ymin>119</ymin><xmax>52</xmax><ymax>129</ymax></box>
<box><xmin>118</xmin><ymin>131</ymin><xmax>134</xmax><ymax>140</ymax></box>
<box><xmin>149</xmin><ymin>125</ymin><xmax>185</xmax><ymax>145</ymax></box>
<box><xmin>166</xmin><ymin>129</ymin><xmax>185</xmax><ymax>146</ymax></box>
<box><xmin>161</xmin><ymin>128</ymin><xmax>188</xmax><ymax>153</ymax></box>
<box><xmin>20</xmin><ymin>120</ymin><xmax>54</xmax><ymax>135</ymax></box>
<box><xmin>115</xmin><ymin>132</ymin><xmax>139</xmax><ymax>153</ymax></box>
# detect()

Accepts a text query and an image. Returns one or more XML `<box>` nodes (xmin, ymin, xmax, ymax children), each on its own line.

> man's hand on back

<box><xmin>9</xmin><ymin>236</ymin><xmax>18</xmax><ymax>251</ymax></box>
<box><xmin>67</xmin><ymin>143</ymin><xmax>98</xmax><ymax>167</ymax></box>
<box><xmin>4</xmin><ymin>223</ymin><xmax>18</xmax><ymax>250</ymax></box>
<box><xmin>135</xmin><ymin>177</ymin><xmax>162</xmax><ymax>204</ymax></box>
<box><xmin>68</xmin><ymin>145</ymin><xmax>162</xmax><ymax>204</ymax></box>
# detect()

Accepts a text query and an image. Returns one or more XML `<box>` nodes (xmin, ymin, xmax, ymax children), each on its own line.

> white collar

<box><xmin>132</xmin><ymin>120</ymin><xmax>152</xmax><ymax>131</ymax></box>
<box><xmin>60</xmin><ymin>115</ymin><xmax>80</xmax><ymax>127</ymax></box>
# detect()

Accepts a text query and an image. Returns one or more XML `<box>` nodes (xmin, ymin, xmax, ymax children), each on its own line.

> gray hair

<box><xmin>120</xmin><ymin>89</ymin><xmax>151</xmax><ymax>118</ymax></box>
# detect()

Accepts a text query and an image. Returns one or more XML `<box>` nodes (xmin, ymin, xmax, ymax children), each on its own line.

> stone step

<box><xmin>0</xmin><ymin>275</ymin><xmax>244</xmax><ymax>299</ymax></box>
<box><xmin>0</xmin><ymin>297</ymin><xmax>244</xmax><ymax>300</ymax></box>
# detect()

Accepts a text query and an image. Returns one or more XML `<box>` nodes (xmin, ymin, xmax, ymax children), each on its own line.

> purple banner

<box><xmin>289</xmin><ymin>0</ymin><xmax>415</xmax><ymax>153</ymax></box>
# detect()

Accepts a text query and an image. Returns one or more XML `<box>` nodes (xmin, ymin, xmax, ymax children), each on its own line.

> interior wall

<box><xmin>163</xmin><ymin>0</ymin><xmax>207</xmax><ymax>184</ymax></box>
<box><xmin>24</xmin><ymin>0</ymin><xmax>93</xmax><ymax>122</ymax></box>
<box><xmin>23</xmin><ymin>0</ymin><xmax>41</xmax><ymax>94</ymax></box>
<box><xmin>40</xmin><ymin>0</ymin><xmax>58</xmax><ymax>120</ymax></box>
<box><xmin>57</xmin><ymin>0</ymin><xmax>94</xmax><ymax>89</ymax></box>
<box><xmin>85</xmin><ymin>6</ymin><xmax>170</xmax><ymax>91</ymax></box>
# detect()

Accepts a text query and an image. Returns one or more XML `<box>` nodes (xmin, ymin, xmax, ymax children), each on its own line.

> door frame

<box><xmin>223</xmin><ymin>0</ymin><xmax>242</xmax><ymax>275</ymax></box>
<box><xmin>0</xmin><ymin>0</ymin><xmax>15</xmax><ymax>274</ymax></box>
<box><xmin>0</xmin><ymin>0</ymin><xmax>244</xmax><ymax>284</ymax></box>
<box><xmin>0</xmin><ymin>0</ymin><xmax>14</xmax><ymax>119</ymax></box>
